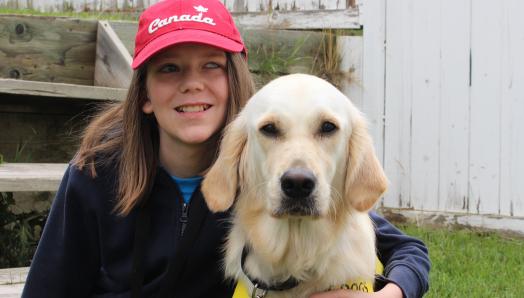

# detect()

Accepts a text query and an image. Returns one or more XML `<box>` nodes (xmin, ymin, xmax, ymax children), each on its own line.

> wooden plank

<box><xmin>470</xmin><ymin>0</ymin><xmax>502</xmax><ymax>215</ymax></box>
<box><xmin>0</xmin><ymin>267</ymin><xmax>28</xmax><ymax>285</ymax></box>
<box><xmin>0</xmin><ymin>283</ymin><xmax>24</xmax><ymax>298</ymax></box>
<box><xmin>0</xmin><ymin>163</ymin><xmax>68</xmax><ymax>192</ymax></box>
<box><xmin>500</xmin><ymin>0</ymin><xmax>524</xmax><ymax>217</ymax></box>
<box><xmin>232</xmin><ymin>9</ymin><xmax>361</xmax><ymax>29</ymax></box>
<box><xmin>320</xmin><ymin>0</ymin><xmax>346</xmax><ymax>10</ymax></box>
<box><xmin>108</xmin><ymin>20</ymin><xmax>137</xmax><ymax>56</ymax></box>
<box><xmin>0</xmin><ymin>15</ymin><xmax>97</xmax><ymax>85</ymax></box>
<box><xmin>0</xmin><ymin>78</ymin><xmax>127</xmax><ymax>101</ymax></box>
<box><xmin>1</xmin><ymin>0</ymin><xmax>353</xmax><ymax>13</ymax></box>
<box><xmin>438</xmin><ymin>0</ymin><xmax>471</xmax><ymax>213</ymax></box>
<box><xmin>361</xmin><ymin>0</ymin><xmax>385</xmax><ymax>170</ymax></box>
<box><xmin>409</xmin><ymin>0</ymin><xmax>440</xmax><ymax>211</ymax></box>
<box><xmin>229</xmin><ymin>0</ymin><xmax>348</xmax><ymax>12</ymax></box>
<box><xmin>383</xmin><ymin>0</ymin><xmax>413</xmax><ymax>209</ymax></box>
<box><xmin>94</xmin><ymin>21</ymin><xmax>133</xmax><ymax>88</ymax></box>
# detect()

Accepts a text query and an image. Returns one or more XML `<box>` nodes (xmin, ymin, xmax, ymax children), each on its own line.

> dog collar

<box><xmin>240</xmin><ymin>246</ymin><xmax>300</xmax><ymax>297</ymax></box>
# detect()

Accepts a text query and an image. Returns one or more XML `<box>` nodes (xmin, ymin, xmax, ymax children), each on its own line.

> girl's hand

<box><xmin>309</xmin><ymin>283</ymin><xmax>403</xmax><ymax>298</ymax></box>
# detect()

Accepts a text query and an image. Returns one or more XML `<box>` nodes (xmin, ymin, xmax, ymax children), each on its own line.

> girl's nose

<box><xmin>178</xmin><ymin>70</ymin><xmax>205</xmax><ymax>93</ymax></box>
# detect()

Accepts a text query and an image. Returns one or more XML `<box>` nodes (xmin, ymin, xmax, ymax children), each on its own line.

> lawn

<box><xmin>399</xmin><ymin>223</ymin><xmax>524</xmax><ymax>298</ymax></box>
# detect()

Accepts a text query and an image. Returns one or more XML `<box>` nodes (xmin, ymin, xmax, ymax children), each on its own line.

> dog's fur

<box><xmin>202</xmin><ymin>74</ymin><xmax>388</xmax><ymax>297</ymax></box>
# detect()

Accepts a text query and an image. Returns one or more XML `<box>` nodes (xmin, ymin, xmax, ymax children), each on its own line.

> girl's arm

<box><xmin>371</xmin><ymin>211</ymin><xmax>430</xmax><ymax>298</ymax></box>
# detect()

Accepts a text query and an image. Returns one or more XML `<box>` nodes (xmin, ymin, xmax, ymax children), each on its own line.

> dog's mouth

<box><xmin>272</xmin><ymin>198</ymin><xmax>321</xmax><ymax>218</ymax></box>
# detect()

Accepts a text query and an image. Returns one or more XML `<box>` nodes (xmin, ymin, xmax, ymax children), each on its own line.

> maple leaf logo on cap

<box><xmin>194</xmin><ymin>5</ymin><xmax>208</xmax><ymax>13</ymax></box>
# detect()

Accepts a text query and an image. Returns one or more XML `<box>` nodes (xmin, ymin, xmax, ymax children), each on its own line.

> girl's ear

<box><xmin>142</xmin><ymin>99</ymin><xmax>153</xmax><ymax>114</ymax></box>
<box><xmin>202</xmin><ymin>115</ymin><xmax>247</xmax><ymax>212</ymax></box>
<box><xmin>344</xmin><ymin>116</ymin><xmax>388</xmax><ymax>212</ymax></box>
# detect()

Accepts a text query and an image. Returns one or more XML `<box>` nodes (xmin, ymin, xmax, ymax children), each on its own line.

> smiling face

<box><xmin>143</xmin><ymin>43</ymin><xmax>229</xmax><ymax>147</ymax></box>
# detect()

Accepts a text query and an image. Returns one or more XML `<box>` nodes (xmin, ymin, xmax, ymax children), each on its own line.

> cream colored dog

<box><xmin>202</xmin><ymin>74</ymin><xmax>388</xmax><ymax>298</ymax></box>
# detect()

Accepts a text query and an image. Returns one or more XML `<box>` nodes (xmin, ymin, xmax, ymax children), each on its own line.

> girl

<box><xmin>22</xmin><ymin>0</ymin><xmax>429</xmax><ymax>297</ymax></box>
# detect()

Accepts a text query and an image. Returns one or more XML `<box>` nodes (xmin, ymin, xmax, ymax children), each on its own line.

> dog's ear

<box><xmin>344</xmin><ymin>116</ymin><xmax>388</xmax><ymax>212</ymax></box>
<box><xmin>202</xmin><ymin>116</ymin><xmax>247</xmax><ymax>212</ymax></box>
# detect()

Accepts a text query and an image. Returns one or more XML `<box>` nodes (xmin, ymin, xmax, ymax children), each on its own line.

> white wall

<box><xmin>363</xmin><ymin>0</ymin><xmax>524</xmax><ymax>227</ymax></box>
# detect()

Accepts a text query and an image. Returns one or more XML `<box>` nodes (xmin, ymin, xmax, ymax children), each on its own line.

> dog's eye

<box><xmin>320</xmin><ymin>121</ymin><xmax>338</xmax><ymax>135</ymax></box>
<box><xmin>260</xmin><ymin>123</ymin><xmax>280</xmax><ymax>137</ymax></box>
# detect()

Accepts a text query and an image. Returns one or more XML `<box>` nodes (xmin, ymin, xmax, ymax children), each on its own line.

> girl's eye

<box><xmin>204</xmin><ymin>62</ymin><xmax>221</xmax><ymax>69</ymax></box>
<box><xmin>158</xmin><ymin>64</ymin><xmax>180</xmax><ymax>73</ymax></box>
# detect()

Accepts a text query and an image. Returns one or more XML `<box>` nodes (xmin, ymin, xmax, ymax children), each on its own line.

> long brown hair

<box><xmin>73</xmin><ymin>53</ymin><xmax>255</xmax><ymax>215</ymax></box>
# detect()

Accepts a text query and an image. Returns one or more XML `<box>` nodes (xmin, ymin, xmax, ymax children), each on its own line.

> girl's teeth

<box><xmin>176</xmin><ymin>105</ymin><xmax>209</xmax><ymax>112</ymax></box>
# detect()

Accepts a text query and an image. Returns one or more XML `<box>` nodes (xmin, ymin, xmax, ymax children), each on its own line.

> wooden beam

<box><xmin>0</xmin><ymin>15</ymin><xmax>97</xmax><ymax>85</ymax></box>
<box><xmin>108</xmin><ymin>20</ymin><xmax>136</xmax><ymax>56</ymax></box>
<box><xmin>94</xmin><ymin>20</ymin><xmax>133</xmax><ymax>88</ymax></box>
<box><xmin>0</xmin><ymin>78</ymin><xmax>127</xmax><ymax>101</ymax></box>
<box><xmin>232</xmin><ymin>9</ymin><xmax>361</xmax><ymax>30</ymax></box>
<box><xmin>0</xmin><ymin>267</ymin><xmax>28</xmax><ymax>285</ymax></box>
<box><xmin>0</xmin><ymin>163</ymin><xmax>68</xmax><ymax>192</ymax></box>
<box><xmin>0</xmin><ymin>267</ymin><xmax>27</xmax><ymax>297</ymax></box>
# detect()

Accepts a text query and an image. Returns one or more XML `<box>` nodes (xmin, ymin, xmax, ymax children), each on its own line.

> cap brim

<box><xmin>131</xmin><ymin>29</ymin><xmax>245</xmax><ymax>69</ymax></box>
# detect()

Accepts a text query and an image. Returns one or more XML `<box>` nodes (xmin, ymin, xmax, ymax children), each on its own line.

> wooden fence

<box><xmin>365</xmin><ymin>0</ymin><xmax>524</xmax><ymax>234</ymax></box>
<box><xmin>0</xmin><ymin>0</ymin><xmax>357</xmax><ymax>13</ymax></box>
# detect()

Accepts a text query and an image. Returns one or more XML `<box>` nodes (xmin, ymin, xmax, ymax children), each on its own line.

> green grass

<box><xmin>398</xmin><ymin>224</ymin><xmax>524</xmax><ymax>298</ymax></box>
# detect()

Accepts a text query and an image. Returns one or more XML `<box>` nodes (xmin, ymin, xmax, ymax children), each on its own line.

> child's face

<box><xmin>143</xmin><ymin>43</ymin><xmax>229</xmax><ymax>147</ymax></box>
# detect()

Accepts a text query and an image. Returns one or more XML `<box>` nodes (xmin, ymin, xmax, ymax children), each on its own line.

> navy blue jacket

<box><xmin>22</xmin><ymin>163</ymin><xmax>429</xmax><ymax>298</ymax></box>
<box><xmin>371</xmin><ymin>212</ymin><xmax>430</xmax><ymax>298</ymax></box>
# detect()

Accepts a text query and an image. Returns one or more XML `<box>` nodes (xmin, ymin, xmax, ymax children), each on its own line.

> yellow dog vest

<box><xmin>232</xmin><ymin>257</ymin><xmax>384</xmax><ymax>297</ymax></box>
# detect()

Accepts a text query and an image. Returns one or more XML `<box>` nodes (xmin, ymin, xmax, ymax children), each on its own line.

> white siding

<box><xmin>376</xmin><ymin>0</ymin><xmax>524</xmax><ymax>220</ymax></box>
<box><xmin>438</xmin><ymin>0</ymin><xmax>470</xmax><ymax>213</ymax></box>
<box><xmin>499</xmin><ymin>0</ymin><xmax>524</xmax><ymax>217</ymax></box>
<box><xmin>383</xmin><ymin>0</ymin><xmax>413</xmax><ymax>208</ymax></box>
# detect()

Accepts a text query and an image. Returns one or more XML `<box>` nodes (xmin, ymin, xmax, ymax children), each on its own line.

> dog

<box><xmin>202</xmin><ymin>73</ymin><xmax>388</xmax><ymax>298</ymax></box>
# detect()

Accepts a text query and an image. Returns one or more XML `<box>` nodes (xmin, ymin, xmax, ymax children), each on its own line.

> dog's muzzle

<box><xmin>277</xmin><ymin>168</ymin><xmax>319</xmax><ymax>216</ymax></box>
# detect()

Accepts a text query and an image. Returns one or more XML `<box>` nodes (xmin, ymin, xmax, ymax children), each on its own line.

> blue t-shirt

<box><xmin>171</xmin><ymin>175</ymin><xmax>203</xmax><ymax>204</ymax></box>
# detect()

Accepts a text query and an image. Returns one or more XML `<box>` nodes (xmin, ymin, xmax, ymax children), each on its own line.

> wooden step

<box><xmin>0</xmin><ymin>163</ymin><xmax>68</xmax><ymax>192</ymax></box>
<box><xmin>0</xmin><ymin>267</ymin><xmax>28</xmax><ymax>298</ymax></box>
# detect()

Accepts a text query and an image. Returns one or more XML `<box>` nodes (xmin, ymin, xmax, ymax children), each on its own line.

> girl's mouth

<box><xmin>175</xmin><ymin>104</ymin><xmax>211</xmax><ymax>113</ymax></box>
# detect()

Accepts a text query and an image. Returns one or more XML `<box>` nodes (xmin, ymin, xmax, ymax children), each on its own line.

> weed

<box><xmin>0</xmin><ymin>192</ymin><xmax>47</xmax><ymax>268</ymax></box>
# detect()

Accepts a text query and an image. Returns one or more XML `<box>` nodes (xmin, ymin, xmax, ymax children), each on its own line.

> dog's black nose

<box><xmin>280</xmin><ymin>168</ymin><xmax>316</xmax><ymax>198</ymax></box>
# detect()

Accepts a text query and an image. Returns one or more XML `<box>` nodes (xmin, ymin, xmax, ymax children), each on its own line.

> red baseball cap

<box><xmin>131</xmin><ymin>0</ymin><xmax>246</xmax><ymax>69</ymax></box>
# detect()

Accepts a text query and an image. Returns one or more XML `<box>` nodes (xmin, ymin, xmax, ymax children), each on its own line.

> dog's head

<box><xmin>202</xmin><ymin>74</ymin><xmax>387</xmax><ymax>218</ymax></box>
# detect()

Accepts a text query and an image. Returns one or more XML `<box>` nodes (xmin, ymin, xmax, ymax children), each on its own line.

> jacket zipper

<box><xmin>180</xmin><ymin>201</ymin><xmax>189</xmax><ymax>236</ymax></box>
